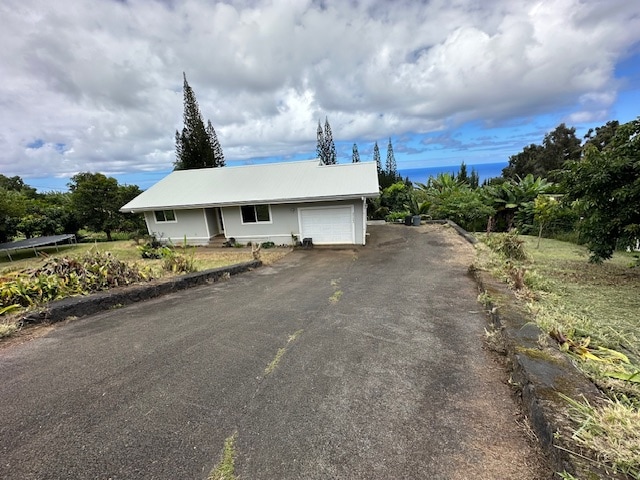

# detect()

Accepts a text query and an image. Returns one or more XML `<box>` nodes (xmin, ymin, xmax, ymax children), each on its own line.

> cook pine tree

<box><xmin>206</xmin><ymin>120</ymin><xmax>225</xmax><ymax>167</ymax></box>
<box><xmin>316</xmin><ymin>117</ymin><xmax>337</xmax><ymax>165</ymax></box>
<box><xmin>316</xmin><ymin>120</ymin><xmax>325</xmax><ymax>162</ymax></box>
<box><xmin>174</xmin><ymin>73</ymin><xmax>224</xmax><ymax>170</ymax></box>
<box><xmin>373</xmin><ymin>142</ymin><xmax>381</xmax><ymax>173</ymax></box>
<box><xmin>352</xmin><ymin>143</ymin><xmax>360</xmax><ymax>163</ymax></box>
<box><xmin>385</xmin><ymin>138</ymin><xmax>397</xmax><ymax>176</ymax></box>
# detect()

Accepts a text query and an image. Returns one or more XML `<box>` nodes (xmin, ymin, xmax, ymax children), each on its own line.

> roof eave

<box><xmin>121</xmin><ymin>192</ymin><xmax>380</xmax><ymax>213</ymax></box>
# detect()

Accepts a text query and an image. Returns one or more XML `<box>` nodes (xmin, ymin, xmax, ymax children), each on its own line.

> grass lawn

<box><xmin>1</xmin><ymin>240</ymin><xmax>290</xmax><ymax>274</ymax></box>
<box><xmin>523</xmin><ymin>237</ymin><xmax>639</xmax><ymax>358</ymax></box>
<box><xmin>476</xmin><ymin>234</ymin><xmax>640</xmax><ymax>478</ymax></box>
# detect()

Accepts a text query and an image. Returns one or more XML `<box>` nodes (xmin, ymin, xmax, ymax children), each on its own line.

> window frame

<box><xmin>153</xmin><ymin>209</ymin><xmax>177</xmax><ymax>223</ymax></box>
<box><xmin>240</xmin><ymin>204</ymin><xmax>272</xmax><ymax>225</ymax></box>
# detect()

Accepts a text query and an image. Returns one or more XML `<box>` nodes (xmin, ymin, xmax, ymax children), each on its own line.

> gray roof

<box><xmin>121</xmin><ymin>160</ymin><xmax>380</xmax><ymax>212</ymax></box>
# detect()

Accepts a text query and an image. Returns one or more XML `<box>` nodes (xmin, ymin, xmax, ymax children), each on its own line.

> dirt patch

<box><xmin>449</xmin><ymin>348</ymin><xmax>554</xmax><ymax>480</ymax></box>
<box><xmin>0</xmin><ymin>322</ymin><xmax>56</xmax><ymax>349</ymax></box>
<box><xmin>549</xmin><ymin>260</ymin><xmax>640</xmax><ymax>287</ymax></box>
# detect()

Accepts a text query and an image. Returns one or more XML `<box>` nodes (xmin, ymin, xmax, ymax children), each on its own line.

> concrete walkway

<box><xmin>0</xmin><ymin>224</ymin><xmax>549</xmax><ymax>479</ymax></box>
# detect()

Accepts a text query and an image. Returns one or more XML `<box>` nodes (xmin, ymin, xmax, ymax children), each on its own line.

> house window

<box><xmin>241</xmin><ymin>205</ymin><xmax>271</xmax><ymax>223</ymax></box>
<box><xmin>154</xmin><ymin>210</ymin><xmax>176</xmax><ymax>222</ymax></box>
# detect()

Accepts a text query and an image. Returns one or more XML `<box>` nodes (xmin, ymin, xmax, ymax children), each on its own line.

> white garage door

<box><xmin>299</xmin><ymin>206</ymin><xmax>355</xmax><ymax>244</ymax></box>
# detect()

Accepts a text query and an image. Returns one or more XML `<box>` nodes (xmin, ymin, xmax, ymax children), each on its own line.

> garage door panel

<box><xmin>299</xmin><ymin>207</ymin><xmax>355</xmax><ymax>244</ymax></box>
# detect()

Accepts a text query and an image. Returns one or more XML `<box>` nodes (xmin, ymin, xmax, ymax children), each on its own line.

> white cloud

<box><xmin>0</xmin><ymin>0</ymin><xmax>639</xmax><ymax>180</ymax></box>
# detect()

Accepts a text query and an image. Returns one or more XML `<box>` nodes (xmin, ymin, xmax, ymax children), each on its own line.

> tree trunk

<box><xmin>537</xmin><ymin>223</ymin><xmax>544</xmax><ymax>249</ymax></box>
<box><xmin>106</xmin><ymin>230</ymin><xmax>113</xmax><ymax>242</ymax></box>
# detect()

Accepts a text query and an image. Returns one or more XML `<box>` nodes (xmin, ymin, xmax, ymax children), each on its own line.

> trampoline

<box><xmin>0</xmin><ymin>234</ymin><xmax>77</xmax><ymax>261</ymax></box>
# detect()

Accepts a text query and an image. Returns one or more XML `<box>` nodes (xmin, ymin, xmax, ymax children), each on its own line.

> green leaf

<box><xmin>0</xmin><ymin>304</ymin><xmax>21</xmax><ymax>316</ymax></box>
<box><xmin>603</xmin><ymin>370</ymin><xmax>640</xmax><ymax>383</ymax></box>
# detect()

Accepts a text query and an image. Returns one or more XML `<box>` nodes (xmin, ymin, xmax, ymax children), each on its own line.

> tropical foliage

<box><xmin>0</xmin><ymin>171</ymin><xmax>145</xmax><ymax>245</ymax></box>
<box><xmin>502</xmin><ymin>123</ymin><xmax>582</xmax><ymax>180</ymax></box>
<box><xmin>0</xmin><ymin>250</ymin><xmax>151</xmax><ymax>310</ymax></box>
<box><xmin>562</xmin><ymin>118</ymin><xmax>640</xmax><ymax>262</ymax></box>
<box><xmin>68</xmin><ymin>172</ymin><xmax>145</xmax><ymax>241</ymax></box>
<box><xmin>416</xmin><ymin>173</ymin><xmax>493</xmax><ymax>231</ymax></box>
<box><xmin>482</xmin><ymin>174</ymin><xmax>552</xmax><ymax>232</ymax></box>
<box><xmin>374</xmin><ymin>115</ymin><xmax>640</xmax><ymax>262</ymax></box>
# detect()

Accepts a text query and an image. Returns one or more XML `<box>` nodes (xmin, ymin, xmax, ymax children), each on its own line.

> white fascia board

<box><xmin>123</xmin><ymin>192</ymin><xmax>380</xmax><ymax>213</ymax></box>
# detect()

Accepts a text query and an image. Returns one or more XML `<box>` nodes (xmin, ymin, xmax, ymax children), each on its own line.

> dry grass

<box><xmin>0</xmin><ymin>321</ymin><xmax>19</xmax><ymax>338</ymax></box>
<box><xmin>190</xmin><ymin>246</ymin><xmax>290</xmax><ymax>270</ymax></box>
<box><xmin>523</xmin><ymin>237</ymin><xmax>640</xmax><ymax>363</ymax></box>
<box><xmin>476</xmin><ymin>234</ymin><xmax>640</xmax><ymax>476</ymax></box>
<box><xmin>1</xmin><ymin>241</ymin><xmax>291</xmax><ymax>276</ymax></box>
<box><xmin>560</xmin><ymin>394</ymin><xmax>640</xmax><ymax>478</ymax></box>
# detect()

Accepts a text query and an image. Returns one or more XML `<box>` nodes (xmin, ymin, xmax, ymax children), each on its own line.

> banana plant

<box><xmin>482</xmin><ymin>174</ymin><xmax>552</xmax><ymax>231</ymax></box>
<box><xmin>403</xmin><ymin>192</ymin><xmax>430</xmax><ymax>216</ymax></box>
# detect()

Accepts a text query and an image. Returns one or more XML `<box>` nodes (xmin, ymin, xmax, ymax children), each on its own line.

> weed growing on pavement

<box><xmin>208</xmin><ymin>432</ymin><xmax>238</xmax><ymax>480</ymax></box>
<box><xmin>264</xmin><ymin>330</ymin><xmax>304</xmax><ymax>376</ymax></box>
<box><xmin>329</xmin><ymin>290</ymin><xmax>343</xmax><ymax>304</ymax></box>
<box><xmin>264</xmin><ymin>347</ymin><xmax>286</xmax><ymax>376</ymax></box>
<box><xmin>288</xmin><ymin>329</ymin><xmax>304</xmax><ymax>343</ymax></box>
<box><xmin>329</xmin><ymin>278</ymin><xmax>343</xmax><ymax>304</ymax></box>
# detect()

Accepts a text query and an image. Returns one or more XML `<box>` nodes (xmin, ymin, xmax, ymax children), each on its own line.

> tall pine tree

<box><xmin>385</xmin><ymin>138</ymin><xmax>397</xmax><ymax>175</ymax></box>
<box><xmin>469</xmin><ymin>168</ymin><xmax>479</xmax><ymax>189</ymax></box>
<box><xmin>207</xmin><ymin>120</ymin><xmax>225</xmax><ymax>167</ymax></box>
<box><xmin>316</xmin><ymin>117</ymin><xmax>337</xmax><ymax>165</ymax></box>
<box><xmin>373</xmin><ymin>142</ymin><xmax>381</xmax><ymax>173</ymax></box>
<box><xmin>323</xmin><ymin>117</ymin><xmax>337</xmax><ymax>165</ymax></box>
<box><xmin>457</xmin><ymin>161</ymin><xmax>468</xmax><ymax>183</ymax></box>
<box><xmin>352</xmin><ymin>143</ymin><xmax>360</xmax><ymax>163</ymax></box>
<box><xmin>174</xmin><ymin>73</ymin><xmax>223</xmax><ymax>170</ymax></box>
<box><xmin>316</xmin><ymin>120</ymin><xmax>325</xmax><ymax>163</ymax></box>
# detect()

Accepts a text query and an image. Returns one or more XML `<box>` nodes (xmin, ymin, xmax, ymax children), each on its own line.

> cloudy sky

<box><xmin>1</xmin><ymin>0</ymin><xmax>639</xmax><ymax>191</ymax></box>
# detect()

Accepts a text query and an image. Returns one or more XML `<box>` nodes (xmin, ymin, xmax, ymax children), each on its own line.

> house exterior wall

<box><xmin>144</xmin><ymin>209</ymin><xmax>212</xmax><ymax>245</ymax></box>
<box><xmin>221</xmin><ymin>199</ymin><xmax>366</xmax><ymax>245</ymax></box>
<box><xmin>142</xmin><ymin>199</ymin><xmax>367</xmax><ymax>246</ymax></box>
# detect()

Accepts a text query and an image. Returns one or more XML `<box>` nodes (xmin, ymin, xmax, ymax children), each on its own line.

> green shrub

<box><xmin>385</xmin><ymin>211</ymin><xmax>410</xmax><ymax>223</ymax></box>
<box><xmin>260</xmin><ymin>241</ymin><xmax>275</xmax><ymax>249</ymax></box>
<box><xmin>160</xmin><ymin>248</ymin><xmax>197</xmax><ymax>274</ymax></box>
<box><xmin>138</xmin><ymin>236</ymin><xmax>165</xmax><ymax>259</ymax></box>
<box><xmin>482</xmin><ymin>231</ymin><xmax>528</xmax><ymax>261</ymax></box>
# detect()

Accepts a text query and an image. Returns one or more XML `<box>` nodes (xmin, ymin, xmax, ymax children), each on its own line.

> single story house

<box><xmin>120</xmin><ymin>160</ymin><xmax>380</xmax><ymax>246</ymax></box>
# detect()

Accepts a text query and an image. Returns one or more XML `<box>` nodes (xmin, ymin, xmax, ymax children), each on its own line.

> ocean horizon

<box><xmin>399</xmin><ymin>162</ymin><xmax>508</xmax><ymax>185</ymax></box>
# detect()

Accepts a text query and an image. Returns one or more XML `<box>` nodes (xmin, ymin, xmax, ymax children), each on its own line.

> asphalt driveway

<box><xmin>0</xmin><ymin>224</ymin><xmax>549</xmax><ymax>479</ymax></box>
